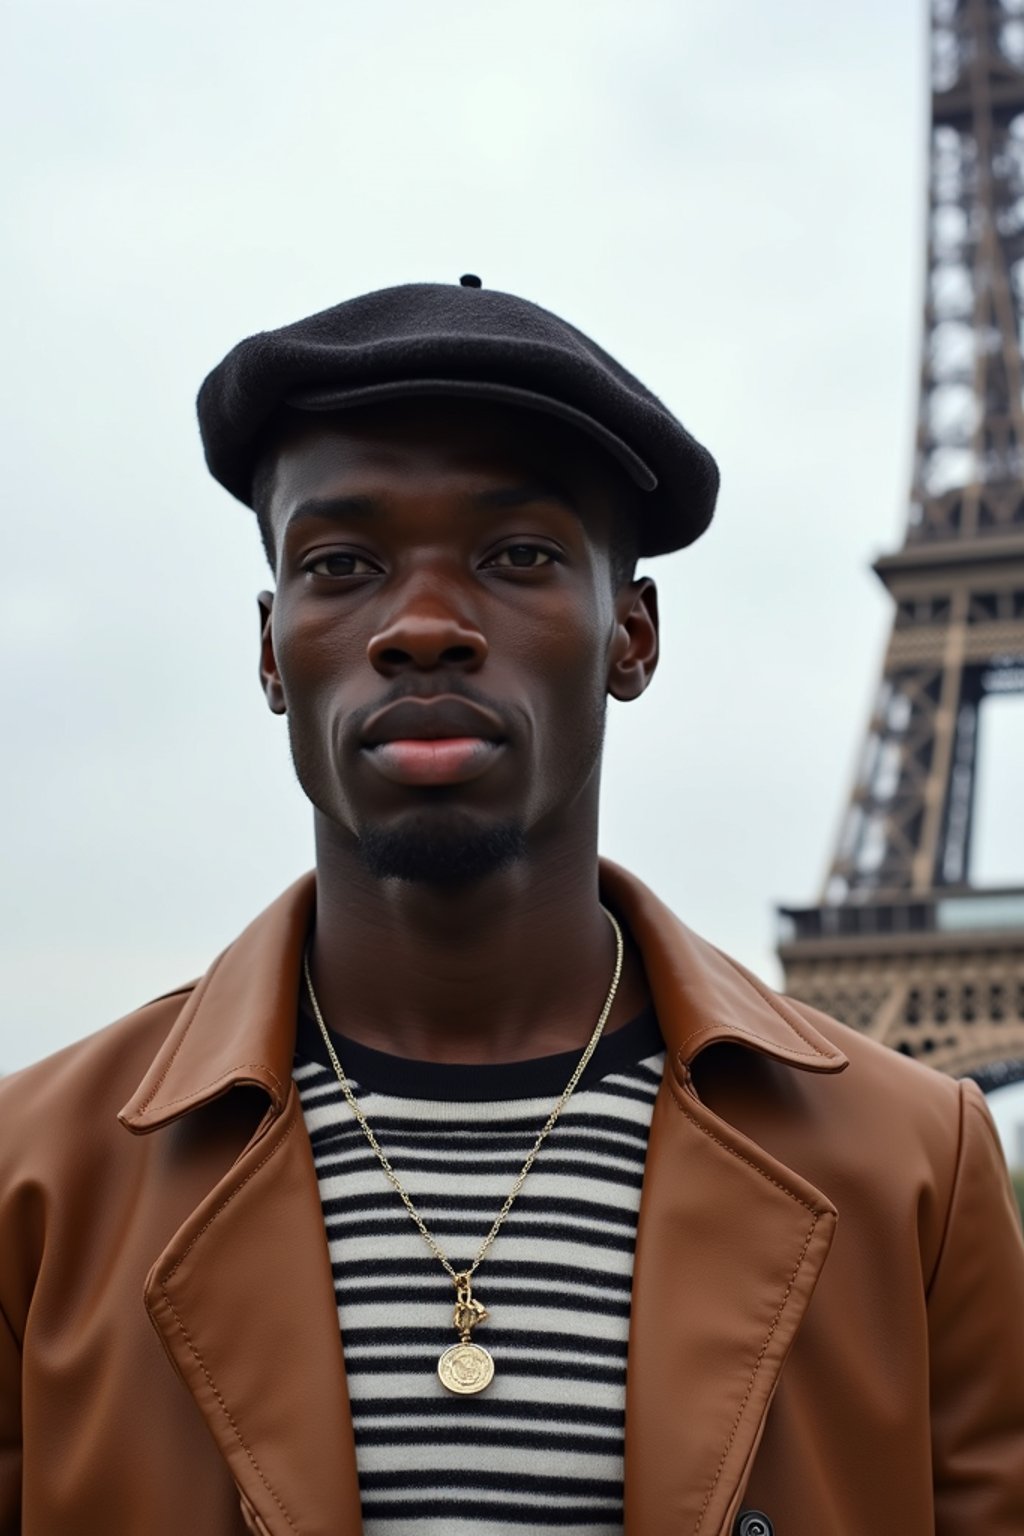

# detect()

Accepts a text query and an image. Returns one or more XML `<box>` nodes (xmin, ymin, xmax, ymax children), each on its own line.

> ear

<box><xmin>258</xmin><ymin>591</ymin><xmax>287</xmax><ymax>715</ymax></box>
<box><xmin>607</xmin><ymin>577</ymin><xmax>659</xmax><ymax>702</ymax></box>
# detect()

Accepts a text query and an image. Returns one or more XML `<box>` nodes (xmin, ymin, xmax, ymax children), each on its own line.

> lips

<box><xmin>360</xmin><ymin>695</ymin><xmax>508</xmax><ymax>787</ymax></box>
<box><xmin>361</xmin><ymin>696</ymin><xmax>506</xmax><ymax>749</ymax></box>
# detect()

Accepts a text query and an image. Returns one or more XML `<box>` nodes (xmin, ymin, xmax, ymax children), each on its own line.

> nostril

<box><xmin>367</xmin><ymin>615</ymin><xmax>488</xmax><ymax>674</ymax></box>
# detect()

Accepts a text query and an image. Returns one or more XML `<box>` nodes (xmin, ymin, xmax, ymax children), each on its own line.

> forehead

<box><xmin>263</xmin><ymin>397</ymin><xmax>624</xmax><ymax>527</ymax></box>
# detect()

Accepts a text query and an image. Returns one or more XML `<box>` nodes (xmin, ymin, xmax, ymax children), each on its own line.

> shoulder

<box><xmin>0</xmin><ymin>983</ymin><xmax>202</xmax><ymax>1331</ymax></box>
<box><xmin>0</xmin><ymin>983</ymin><xmax>198</xmax><ymax>1178</ymax></box>
<box><xmin>792</xmin><ymin>989</ymin><xmax>964</xmax><ymax>1099</ymax></box>
<box><xmin>783</xmin><ymin>992</ymin><xmax>964</xmax><ymax>1162</ymax></box>
<box><xmin>775</xmin><ymin>995</ymin><xmax>987</xmax><ymax>1265</ymax></box>
<box><xmin>789</xmin><ymin>993</ymin><xmax>962</xmax><ymax>1111</ymax></box>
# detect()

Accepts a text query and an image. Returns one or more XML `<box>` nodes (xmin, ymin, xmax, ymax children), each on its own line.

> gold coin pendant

<box><xmin>438</xmin><ymin>1341</ymin><xmax>495</xmax><ymax>1395</ymax></box>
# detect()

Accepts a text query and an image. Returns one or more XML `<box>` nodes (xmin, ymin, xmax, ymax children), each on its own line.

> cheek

<box><xmin>272</xmin><ymin>609</ymin><xmax>366</xmax><ymax>804</ymax></box>
<box><xmin>273</xmin><ymin>603</ymin><xmax>362</xmax><ymax>706</ymax></box>
<box><xmin>274</xmin><ymin>618</ymin><xmax>364</xmax><ymax>822</ymax></box>
<box><xmin>521</xmin><ymin>611</ymin><xmax>612</xmax><ymax>789</ymax></box>
<box><xmin>522</xmin><ymin>599</ymin><xmax>612</xmax><ymax>692</ymax></box>
<box><xmin>490</xmin><ymin>583</ymin><xmax>613</xmax><ymax>722</ymax></box>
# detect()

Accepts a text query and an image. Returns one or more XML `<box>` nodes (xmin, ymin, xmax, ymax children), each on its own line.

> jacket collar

<box><xmin>119</xmin><ymin>874</ymin><xmax>318</xmax><ymax>1132</ymax></box>
<box><xmin>118</xmin><ymin>863</ymin><xmax>847</xmax><ymax>1536</ymax></box>
<box><xmin>120</xmin><ymin>860</ymin><xmax>844</xmax><ymax>1133</ymax></box>
<box><xmin>600</xmin><ymin>859</ymin><xmax>846</xmax><ymax>1075</ymax></box>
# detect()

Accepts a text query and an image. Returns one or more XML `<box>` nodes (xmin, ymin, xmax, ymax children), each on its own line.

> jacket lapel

<box><xmin>119</xmin><ymin>862</ymin><xmax>848</xmax><ymax>1536</ymax></box>
<box><xmin>119</xmin><ymin>875</ymin><xmax>363</xmax><ymax>1536</ymax></box>
<box><xmin>601</xmin><ymin>864</ymin><xmax>846</xmax><ymax>1536</ymax></box>
<box><xmin>624</xmin><ymin>1066</ymin><xmax>837</xmax><ymax>1536</ymax></box>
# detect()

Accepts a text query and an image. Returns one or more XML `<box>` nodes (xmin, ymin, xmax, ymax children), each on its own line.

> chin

<box><xmin>354</xmin><ymin>811</ymin><xmax>527</xmax><ymax>886</ymax></box>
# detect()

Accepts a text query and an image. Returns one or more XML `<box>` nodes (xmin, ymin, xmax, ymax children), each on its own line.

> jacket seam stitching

<box><xmin>159</xmin><ymin>1285</ymin><xmax>298</xmax><ymax>1532</ymax></box>
<box><xmin>667</xmin><ymin>1084</ymin><xmax>821</xmax><ymax>1214</ymax></box>
<box><xmin>131</xmin><ymin>945</ymin><xmax>286</xmax><ymax>1115</ymax></box>
<box><xmin>665</xmin><ymin>1088</ymin><xmax>822</xmax><ymax>1535</ymax></box>
<box><xmin>135</xmin><ymin>953</ymin><xmax>223</xmax><ymax>1110</ymax></box>
<box><xmin>692</xmin><ymin>1214</ymin><xmax>818</xmax><ymax>1535</ymax></box>
<box><xmin>708</xmin><ymin>952</ymin><xmax>833</xmax><ymax>1056</ymax></box>
<box><xmin>673</xmin><ymin>1019</ymin><xmax>831</xmax><ymax>1061</ymax></box>
<box><xmin>134</xmin><ymin>1064</ymin><xmax>286</xmax><ymax>1117</ymax></box>
<box><xmin>163</xmin><ymin>1109</ymin><xmax>296</xmax><ymax>1278</ymax></box>
<box><xmin>154</xmin><ymin>1107</ymin><xmax>300</xmax><ymax>1529</ymax></box>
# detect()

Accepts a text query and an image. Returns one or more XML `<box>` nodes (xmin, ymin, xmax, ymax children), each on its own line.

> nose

<box><xmin>366</xmin><ymin>576</ymin><xmax>488</xmax><ymax>676</ymax></box>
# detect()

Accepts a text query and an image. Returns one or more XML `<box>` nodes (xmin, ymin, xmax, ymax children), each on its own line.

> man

<box><xmin>1</xmin><ymin>278</ymin><xmax>1023</xmax><ymax>1536</ymax></box>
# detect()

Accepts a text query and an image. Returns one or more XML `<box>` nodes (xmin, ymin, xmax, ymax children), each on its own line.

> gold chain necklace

<box><xmin>302</xmin><ymin>905</ymin><xmax>624</xmax><ymax>1395</ymax></box>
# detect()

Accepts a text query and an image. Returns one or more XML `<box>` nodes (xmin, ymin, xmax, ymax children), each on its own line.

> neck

<box><xmin>307</xmin><ymin>815</ymin><xmax>649</xmax><ymax>1065</ymax></box>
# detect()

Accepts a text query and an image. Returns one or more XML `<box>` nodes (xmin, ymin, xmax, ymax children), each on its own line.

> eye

<box><xmin>486</xmin><ymin>544</ymin><xmax>556</xmax><ymax>570</ymax></box>
<box><xmin>305</xmin><ymin>551</ymin><xmax>380</xmax><ymax>578</ymax></box>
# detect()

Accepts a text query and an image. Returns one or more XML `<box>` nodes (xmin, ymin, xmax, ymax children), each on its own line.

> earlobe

<box><xmin>257</xmin><ymin>591</ymin><xmax>287</xmax><ymax>715</ymax></box>
<box><xmin>607</xmin><ymin>578</ymin><xmax>659</xmax><ymax>702</ymax></box>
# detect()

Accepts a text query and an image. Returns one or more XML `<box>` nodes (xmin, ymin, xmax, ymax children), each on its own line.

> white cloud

<box><xmin>7</xmin><ymin>0</ymin><xmax>1020</xmax><ymax>1157</ymax></box>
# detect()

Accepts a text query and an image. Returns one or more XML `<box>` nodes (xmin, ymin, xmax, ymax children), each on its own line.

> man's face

<box><xmin>259</xmin><ymin>398</ymin><xmax>658</xmax><ymax>883</ymax></box>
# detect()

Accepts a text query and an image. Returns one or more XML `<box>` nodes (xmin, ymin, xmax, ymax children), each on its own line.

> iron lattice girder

<box><xmin>779</xmin><ymin>929</ymin><xmax>1024</xmax><ymax>1087</ymax></box>
<box><xmin>777</xmin><ymin>0</ymin><xmax>1024</xmax><ymax>1085</ymax></box>
<box><xmin>828</xmin><ymin>530</ymin><xmax>1024</xmax><ymax>897</ymax></box>
<box><xmin>915</xmin><ymin>1</ymin><xmax>1024</xmax><ymax>521</ymax></box>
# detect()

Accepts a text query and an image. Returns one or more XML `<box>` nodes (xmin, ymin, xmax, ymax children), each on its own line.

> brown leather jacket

<box><xmin>2</xmin><ymin>862</ymin><xmax>1023</xmax><ymax>1536</ymax></box>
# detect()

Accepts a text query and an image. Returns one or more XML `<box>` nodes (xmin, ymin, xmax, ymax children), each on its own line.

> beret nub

<box><xmin>196</xmin><ymin>280</ymin><xmax>719</xmax><ymax>557</ymax></box>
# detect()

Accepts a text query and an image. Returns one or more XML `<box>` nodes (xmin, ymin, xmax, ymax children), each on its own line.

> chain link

<box><xmin>303</xmin><ymin>906</ymin><xmax>625</xmax><ymax>1288</ymax></box>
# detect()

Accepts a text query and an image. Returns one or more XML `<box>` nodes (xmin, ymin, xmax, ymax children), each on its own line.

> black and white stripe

<box><xmin>294</xmin><ymin>1006</ymin><xmax>663</xmax><ymax>1536</ymax></box>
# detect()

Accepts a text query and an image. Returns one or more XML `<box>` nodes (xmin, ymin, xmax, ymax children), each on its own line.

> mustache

<box><xmin>342</xmin><ymin>679</ymin><xmax>517</xmax><ymax>739</ymax></box>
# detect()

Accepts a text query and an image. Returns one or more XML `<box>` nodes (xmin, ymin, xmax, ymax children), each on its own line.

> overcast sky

<box><xmin>4</xmin><ymin>0</ymin><xmax>1023</xmax><ymax>1151</ymax></box>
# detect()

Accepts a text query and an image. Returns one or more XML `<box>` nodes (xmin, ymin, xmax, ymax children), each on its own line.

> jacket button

<box><xmin>735</xmin><ymin>1515</ymin><xmax>774</xmax><ymax>1536</ymax></box>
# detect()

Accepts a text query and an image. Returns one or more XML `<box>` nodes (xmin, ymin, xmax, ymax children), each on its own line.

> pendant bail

<box><xmin>451</xmin><ymin>1272</ymin><xmax>488</xmax><ymax>1342</ymax></box>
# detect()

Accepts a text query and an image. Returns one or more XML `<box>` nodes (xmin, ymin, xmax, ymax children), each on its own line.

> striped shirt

<box><xmin>293</xmin><ymin>1004</ymin><xmax>664</xmax><ymax>1536</ymax></box>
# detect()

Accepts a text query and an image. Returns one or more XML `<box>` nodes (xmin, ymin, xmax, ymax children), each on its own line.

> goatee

<box><xmin>356</xmin><ymin>816</ymin><xmax>527</xmax><ymax>885</ymax></box>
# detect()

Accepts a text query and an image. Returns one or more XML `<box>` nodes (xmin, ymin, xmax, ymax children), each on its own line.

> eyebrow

<box><xmin>284</xmin><ymin>481</ymin><xmax>577</xmax><ymax>529</ymax></box>
<box><xmin>470</xmin><ymin>481</ymin><xmax>577</xmax><ymax>514</ymax></box>
<box><xmin>285</xmin><ymin>494</ymin><xmax>378</xmax><ymax>529</ymax></box>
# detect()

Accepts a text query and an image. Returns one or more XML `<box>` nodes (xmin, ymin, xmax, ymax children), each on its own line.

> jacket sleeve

<box><xmin>929</xmin><ymin>1078</ymin><xmax>1024</xmax><ymax>1534</ymax></box>
<box><xmin>0</xmin><ymin>1296</ymin><xmax>19</xmax><ymax>1536</ymax></box>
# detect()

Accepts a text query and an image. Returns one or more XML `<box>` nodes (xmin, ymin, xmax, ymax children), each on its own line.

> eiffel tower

<box><xmin>777</xmin><ymin>0</ymin><xmax>1024</xmax><ymax>1091</ymax></box>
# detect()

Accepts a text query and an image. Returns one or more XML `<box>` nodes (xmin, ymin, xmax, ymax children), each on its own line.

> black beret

<box><xmin>196</xmin><ymin>279</ymin><xmax>719</xmax><ymax>557</ymax></box>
